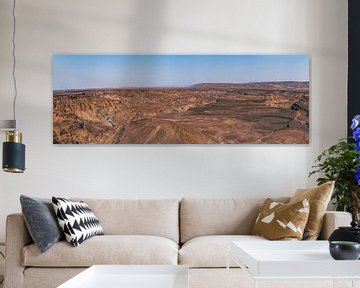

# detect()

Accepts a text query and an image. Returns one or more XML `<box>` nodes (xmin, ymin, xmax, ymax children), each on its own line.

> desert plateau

<box><xmin>53</xmin><ymin>82</ymin><xmax>309</xmax><ymax>144</ymax></box>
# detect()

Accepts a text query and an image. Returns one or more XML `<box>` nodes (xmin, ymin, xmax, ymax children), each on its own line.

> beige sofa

<box><xmin>4</xmin><ymin>198</ymin><xmax>352</xmax><ymax>288</ymax></box>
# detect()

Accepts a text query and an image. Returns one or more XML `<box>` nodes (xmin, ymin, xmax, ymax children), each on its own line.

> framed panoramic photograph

<box><xmin>53</xmin><ymin>55</ymin><xmax>309</xmax><ymax>144</ymax></box>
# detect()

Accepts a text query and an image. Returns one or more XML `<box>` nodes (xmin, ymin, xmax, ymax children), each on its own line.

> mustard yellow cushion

<box><xmin>252</xmin><ymin>198</ymin><xmax>310</xmax><ymax>240</ymax></box>
<box><xmin>289</xmin><ymin>181</ymin><xmax>334</xmax><ymax>240</ymax></box>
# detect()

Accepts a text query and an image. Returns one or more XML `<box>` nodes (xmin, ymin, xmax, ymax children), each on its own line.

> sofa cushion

<box><xmin>72</xmin><ymin>198</ymin><xmax>179</xmax><ymax>243</ymax></box>
<box><xmin>290</xmin><ymin>181</ymin><xmax>334</xmax><ymax>240</ymax></box>
<box><xmin>20</xmin><ymin>195</ymin><xmax>64</xmax><ymax>253</ymax></box>
<box><xmin>180</xmin><ymin>198</ymin><xmax>289</xmax><ymax>243</ymax></box>
<box><xmin>252</xmin><ymin>198</ymin><xmax>310</xmax><ymax>240</ymax></box>
<box><xmin>179</xmin><ymin>235</ymin><xmax>267</xmax><ymax>268</ymax></box>
<box><xmin>23</xmin><ymin>235</ymin><xmax>179</xmax><ymax>267</ymax></box>
<box><xmin>52</xmin><ymin>197</ymin><xmax>104</xmax><ymax>247</ymax></box>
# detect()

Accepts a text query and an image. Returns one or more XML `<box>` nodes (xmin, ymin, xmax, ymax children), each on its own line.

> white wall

<box><xmin>0</xmin><ymin>0</ymin><xmax>348</xmax><ymax>242</ymax></box>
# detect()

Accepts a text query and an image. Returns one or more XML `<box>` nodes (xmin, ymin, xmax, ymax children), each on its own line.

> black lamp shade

<box><xmin>2</xmin><ymin>141</ymin><xmax>25</xmax><ymax>173</ymax></box>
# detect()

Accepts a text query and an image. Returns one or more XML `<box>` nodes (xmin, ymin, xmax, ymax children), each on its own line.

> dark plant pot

<box><xmin>329</xmin><ymin>241</ymin><xmax>360</xmax><ymax>260</ymax></box>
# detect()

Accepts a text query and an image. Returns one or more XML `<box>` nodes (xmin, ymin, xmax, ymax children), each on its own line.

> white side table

<box><xmin>228</xmin><ymin>240</ymin><xmax>360</xmax><ymax>288</ymax></box>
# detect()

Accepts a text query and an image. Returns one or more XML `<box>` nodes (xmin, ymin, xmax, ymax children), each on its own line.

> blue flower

<box><xmin>352</xmin><ymin>115</ymin><xmax>360</xmax><ymax>130</ymax></box>
<box><xmin>356</xmin><ymin>168</ymin><xmax>360</xmax><ymax>186</ymax></box>
<box><xmin>353</xmin><ymin>128</ymin><xmax>360</xmax><ymax>142</ymax></box>
<box><xmin>351</xmin><ymin>115</ymin><xmax>360</xmax><ymax>186</ymax></box>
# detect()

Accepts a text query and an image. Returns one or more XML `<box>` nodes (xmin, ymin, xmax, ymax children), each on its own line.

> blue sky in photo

<box><xmin>53</xmin><ymin>55</ymin><xmax>309</xmax><ymax>90</ymax></box>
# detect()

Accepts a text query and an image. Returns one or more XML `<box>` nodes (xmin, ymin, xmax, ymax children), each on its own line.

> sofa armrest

<box><xmin>4</xmin><ymin>213</ymin><xmax>32</xmax><ymax>288</ymax></box>
<box><xmin>318</xmin><ymin>211</ymin><xmax>352</xmax><ymax>240</ymax></box>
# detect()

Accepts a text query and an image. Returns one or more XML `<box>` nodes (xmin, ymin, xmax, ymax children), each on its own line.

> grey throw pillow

<box><xmin>20</xmin><ymin>195</ymin><xmax>64</xmax><ymax>253</ymax></box>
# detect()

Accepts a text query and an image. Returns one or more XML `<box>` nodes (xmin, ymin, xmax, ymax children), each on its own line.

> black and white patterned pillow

<box><xmin>52</xmin><ymin>197</ymin><xmax>104</xmax><ymax>247</ymax></box>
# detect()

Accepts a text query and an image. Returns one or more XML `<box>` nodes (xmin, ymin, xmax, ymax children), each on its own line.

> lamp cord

<box><xmin>0</xmin><ymin>251</ymin><xmax>4</xmax><ymax>284</ymax></box>
<box><xmin>12</xmin><ymin>0</ymin><xmax>18</xmax><ymax>128</ymax></box>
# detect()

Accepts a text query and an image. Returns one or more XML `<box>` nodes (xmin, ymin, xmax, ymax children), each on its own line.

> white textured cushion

<box><xmin>179</xmin><ymin>235</ymin><xmax>267</xmax><ymax>267</ymax></box>
<box><xmin>180</xmin><ymin>198</ymin><xmax>289</xmax><ymax>243</ymax></box>
<box><xmin>72</xmin><ymin>198</ymin><xmax>180</xmax><ymax>243</ymax></box>
<box><xmin>23</xmin><ymin>235</ymin><xmax>179</xmax><ymax>267</ymax></box>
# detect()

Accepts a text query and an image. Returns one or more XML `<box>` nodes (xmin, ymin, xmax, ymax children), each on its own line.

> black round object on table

<box><xmin>329</xmin><ymin>241</ymin><xmax>360</xmax><ymax>260</ymax></box>
<box><xmin>328</xmin><ymin>221</ymin><xmax>360</xmax><ymax>244</ymax></box>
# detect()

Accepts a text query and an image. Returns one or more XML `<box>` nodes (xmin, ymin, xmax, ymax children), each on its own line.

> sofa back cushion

<box><xmin>72</xmin><ymin>198</ymin><xmax>179</xmax><ymax>243</ymax></box>
<box><xmin>180</xmin><ymin>198</ymin><xmax>289</xmax><ymax>243</ymax></box>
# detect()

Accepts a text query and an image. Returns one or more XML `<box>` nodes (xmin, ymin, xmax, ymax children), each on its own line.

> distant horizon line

<box><xmin>53</xmin><ymin>80</ymin><xmax>309</xmax><ymax>92</ymax></box>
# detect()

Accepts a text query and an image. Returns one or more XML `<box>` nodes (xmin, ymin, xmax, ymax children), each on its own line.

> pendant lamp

<box><xmin>1</xmin><ymin>0</ymin><xmax>26</xmax><ymax>173</ymax></box>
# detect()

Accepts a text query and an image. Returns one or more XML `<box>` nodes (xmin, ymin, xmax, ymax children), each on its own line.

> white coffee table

<box><xmin>228</xmin><ymin>241</ymin><xmax>360</xmax><ymax>287</ymax></box>
<box><xmin>58</xmin><ymin>265</ymin><xmax>189</xmax><ymax>288</ymax></box>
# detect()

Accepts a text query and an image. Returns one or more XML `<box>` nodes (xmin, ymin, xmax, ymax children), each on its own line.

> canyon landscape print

<box><xmin>53</xmin><ymin>55</ymin><xmax>309</xmax><ymax>144</ymax></box>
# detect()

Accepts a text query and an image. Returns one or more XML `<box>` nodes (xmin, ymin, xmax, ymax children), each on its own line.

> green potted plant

<box><xmin>309</xmin><ymin>115</ymin><xmax>360</xmax><ymax>222</ymax></box>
